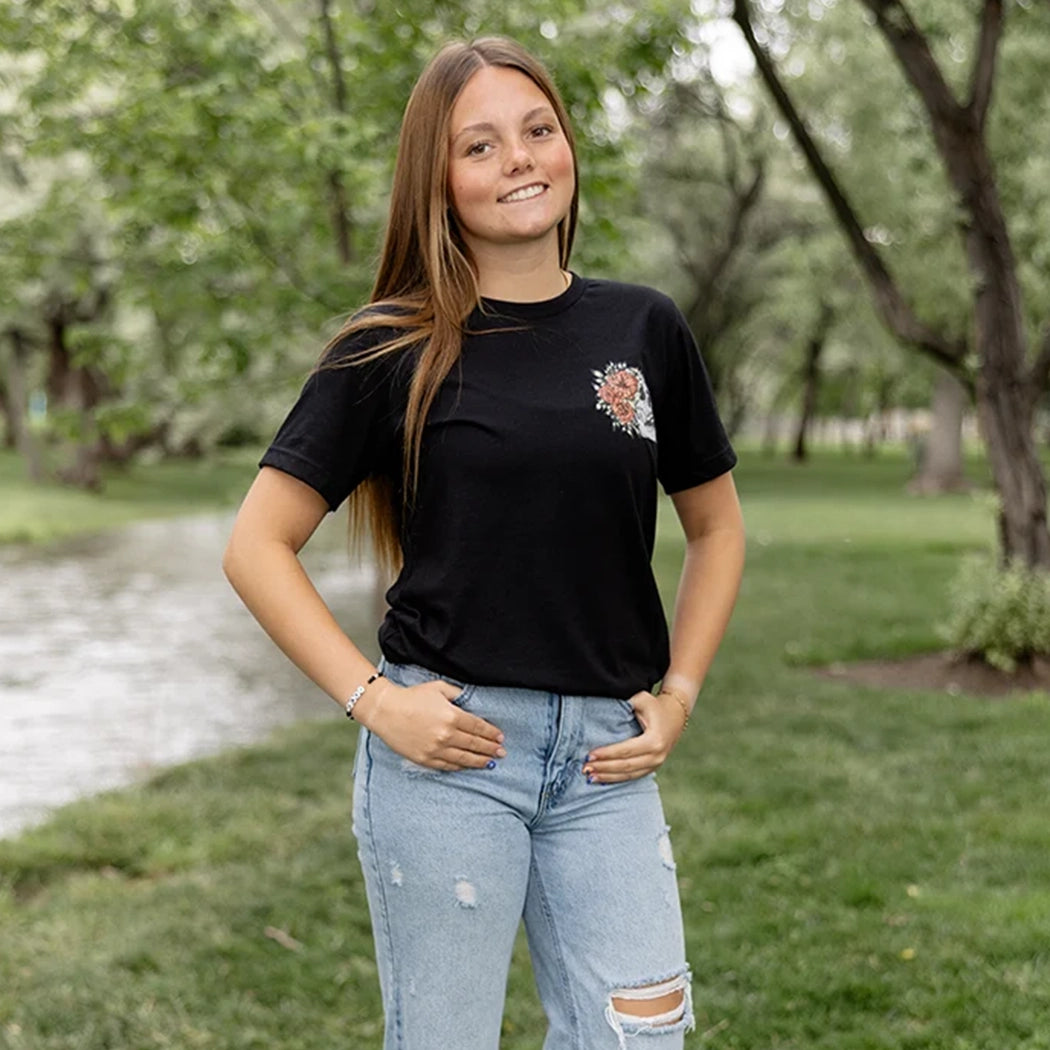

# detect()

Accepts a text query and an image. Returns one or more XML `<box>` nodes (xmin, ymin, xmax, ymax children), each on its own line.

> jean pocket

<box><xmin>616</xmin><ymin>698</ymin><xmax>639</xmax><ymax>720</ymax></box>
<box><xmin>449</xmin><ymin>683</ymin><xmax>478</xmax><ymax>710</ymax></box>
<box><xmin>383</xmin><ymin>662</ymin><xmax>476</xmax><ymax>710</ymax></box>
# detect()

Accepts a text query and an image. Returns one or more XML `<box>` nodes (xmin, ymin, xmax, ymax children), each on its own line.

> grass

<box><xmin>3</xmin><ymin>448</ymin><xmax>1050</xmax><ymax>1049</ymax></box>
<box><xmin>0</xmin><ymin>447</ymin><xmax>258</xmax><ymax>544</ymax></box>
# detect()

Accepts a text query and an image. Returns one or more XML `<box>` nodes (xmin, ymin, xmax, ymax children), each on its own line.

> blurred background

<box><xmin>4</xmin><ymin>5</ymin><xmax>1050</xmax><ymax>1047</ymax></box>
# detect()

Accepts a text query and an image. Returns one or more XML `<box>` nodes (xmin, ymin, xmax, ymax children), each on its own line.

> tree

<box><xmin>732</xmin><ymin>0</ymin><xmax>1050</xmax><ymax>566</ymax></box>
<box><xmin>1</xmin><ymin>0</ymin><xmax>685</xmax><ymax>490</ymax></box>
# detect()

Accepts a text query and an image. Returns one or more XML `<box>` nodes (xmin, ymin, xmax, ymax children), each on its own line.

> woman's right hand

<box><xmin>353</xmin><ymin>678</ymin><xmax>506</xmax><ymax>771</ymax></box>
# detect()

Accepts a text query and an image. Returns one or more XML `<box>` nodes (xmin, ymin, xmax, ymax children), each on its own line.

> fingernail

<box><xmin>586</xmin><ymin>754</ymin><xmax>595</xmax><ymax>763</ymax></box>
<box><xmin>486</xmin><ymin>759</ymin><xmax>496</xmax><ymax>770</ymax></box>
<box><xmin>587</xmin><ymin>774</ymin><xmax>596</xmax><ymax>784</ymax></box>
<box><xmin>582</xmin><ymin>766</ymin><xmax>592</xmax><ymax>777</ymax></box>
<box><xmin>496</xmin><ymin>747</ymin><xmax>507</xmax><ymax>758</ymax></box>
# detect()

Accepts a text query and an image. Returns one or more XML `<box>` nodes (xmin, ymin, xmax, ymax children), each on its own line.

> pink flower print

<box><xmin>592</xmin><ymin>362</ymin><xmax>656</xmax><ymax>442</ymax></box>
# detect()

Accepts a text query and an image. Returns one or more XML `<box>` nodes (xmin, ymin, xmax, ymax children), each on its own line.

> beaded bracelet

<box><xmin>658</xmin><ymin>687</ymin><xmax>691</xmax><ymax>728</ymax></box>
<box><xmin>345</xmin><ymin>670</ymin><xmax>384</xmax><ymax>719</ymax></box>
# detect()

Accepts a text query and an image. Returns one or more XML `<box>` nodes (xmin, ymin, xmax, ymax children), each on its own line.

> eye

<box><xmin>530</xmin><ymin>124</ymin><xmax>554</xmax><ymax>138</ymax></box>
<box><xmin>466</xmin><ymin>141</ymin><xmax>492</xmax><ymax>157</ymax></box>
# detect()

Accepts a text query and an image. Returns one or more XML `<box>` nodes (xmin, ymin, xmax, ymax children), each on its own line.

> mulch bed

<box><xmin>815</xmin><ymin>652</ymin><xmax>1050</xmax><ymax>698</ymax></box>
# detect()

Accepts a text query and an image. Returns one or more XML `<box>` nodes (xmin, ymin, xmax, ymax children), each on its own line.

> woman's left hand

<box><xmin>582</xmin><ymin>691</ymin><xmax>689</xmax><ymax>784</ymax></box>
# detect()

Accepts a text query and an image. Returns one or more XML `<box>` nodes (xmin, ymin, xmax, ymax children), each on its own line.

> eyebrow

<box><xmin>451</xmin><ymin>106</ymin><xmax>556</xmax><ymax>143</ymax></box>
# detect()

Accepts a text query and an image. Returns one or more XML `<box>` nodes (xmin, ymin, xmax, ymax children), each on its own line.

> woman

<box><xmin>223</xmin><ymin>35</ymin><xmax>744</xmax><ymax>1050</ymax></box>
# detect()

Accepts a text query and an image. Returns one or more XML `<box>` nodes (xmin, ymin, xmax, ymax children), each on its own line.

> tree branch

<box><xmin>856</xmin><ymin>0</ymin><xmax>966</xmax><ymax>130</ymax></box>
<box><xmin>731</xmin><ymin>0</ymin><xmax>968</xmax><ymax>378</ymax></box>
<box><xmin>317</xmin><ymin>0</ymin><xmax>353</xmax><ymax>265</ymax></box>
<box><xmin>968</xmin><ymin>0</ymin><xmax>1004</xmax><ymax>130</ymax></box>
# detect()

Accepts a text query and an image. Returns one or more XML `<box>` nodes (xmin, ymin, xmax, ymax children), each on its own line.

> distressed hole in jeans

<box><xmin>657</xmin><ymin>825</ymin><xmax>676</xmax><ymax>871</ymax></box>
<box><xmin>605</xmin><ymin>971</ymin><xmax>694</xmax><ymax>1047</ymax></box>
<box><xmin>453</xmin><ymin>877</ymin><xmax>477</xmax><ymax>909</ymax></box>
<box><xmin>389</xmin><ymin>861</ymin><xmax>404</xmax><ymax>886</ymax></box>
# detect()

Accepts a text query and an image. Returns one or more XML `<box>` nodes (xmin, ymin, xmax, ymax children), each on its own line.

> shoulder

<box><xmin>322</xmin><ymin>303</ymin><xmax>420</xmax><ymax>374</ymax></box>
<box><xmin>576</xmin><ymin>276</ymin><xmax>684</xmax><ymax>328</ymax></box>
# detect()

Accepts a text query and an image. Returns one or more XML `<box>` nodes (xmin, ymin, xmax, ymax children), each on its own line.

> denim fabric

<box><xmin>351</xmin><ymin>659</ymin><xmax>694</xmax><ymax>1050</ymax></box>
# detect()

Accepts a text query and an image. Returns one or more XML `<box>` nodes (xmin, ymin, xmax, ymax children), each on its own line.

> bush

<box><xmin>940</xmin><ymin>555</ymin><xmax>1050</xmax><ymax>671</ymax></box>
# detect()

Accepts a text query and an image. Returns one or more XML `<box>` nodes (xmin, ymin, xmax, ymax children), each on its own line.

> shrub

<box><xmin>940</xmin><ymin>555</ymin><xmax>1050</xmax><ymax>672</ymax></box>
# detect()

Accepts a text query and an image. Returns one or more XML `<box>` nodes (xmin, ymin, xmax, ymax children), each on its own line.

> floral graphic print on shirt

<box><xmin>592</xmin><ymin>362</ymin><xmax>657</xmax><ymax>443</ymax></box>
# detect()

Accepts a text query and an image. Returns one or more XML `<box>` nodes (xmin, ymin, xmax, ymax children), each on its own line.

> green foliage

<box><xmin>0</xmin><ymin>0</ymin><xmax>686</xmax><ymax>473</ymax></box>
<box><xmin>941</xmin><ymin>555</ymin><xmax>1050</xmax><ymax>671</ymax></box>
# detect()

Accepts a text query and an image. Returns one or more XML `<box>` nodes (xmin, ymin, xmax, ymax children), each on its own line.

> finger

<box><xmin>586</xmin><ymin>735</ymin><xmax>655</xmax><ymax>763</ymax></box>
<box><xmin>455</xmin><ymin>711</ymin><xmax>505</xmax><ymax>744</ymax></box>
<box><xmin>442</xmin><ymin>747</ymin><xmax>501</xmax><ymax>770</ymax></box>
<box><xmin>586</xmin><ymin>753</ymin><xmax>653</xmax><ymax>777</ymax></box>
<box><xmin>583</xmin><ymin>748</ymin><xmax>669</xmax><ymax>784</ymax></box>
<box><xmin>436</xmin><ymin>680</ymin><xmax>464</xmax><ymax>701</ymax></box>
<box><xmin>448</xmin><ymin>728</ymin><xmax>506</xmax><ymax>758</ymax></box>
<box><xmin>589</xmin><ymin>768</ymin><xmax>654</xmax><ymax>784</ymax></box>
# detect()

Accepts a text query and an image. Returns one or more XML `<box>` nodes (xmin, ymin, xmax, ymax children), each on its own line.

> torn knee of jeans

<box><xmin>604</xmin><ymin>970</ymin><xmax>694</xmax><ymax>1046</ymax></box>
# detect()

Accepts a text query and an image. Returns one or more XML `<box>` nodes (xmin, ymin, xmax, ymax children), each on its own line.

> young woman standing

<box><xmin>224</xmin><ymin>36</ymin><xmax>745</xmax><ymax>1050</ymax></box>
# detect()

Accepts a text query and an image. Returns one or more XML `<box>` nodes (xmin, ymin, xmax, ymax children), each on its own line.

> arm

<box><xmin>660</xmin><ymin>470</ymin><xmax>746</xmax><ymax>711</ymax></box>
<box><xmin>223</xmin><ymin>466</ymin><xmax>505</xmax><ymax>769</ymax></box>
<box><xmin>583</xmin><ymin>471</ymin><xmax>745</xmax><ymax>783</ymax></box>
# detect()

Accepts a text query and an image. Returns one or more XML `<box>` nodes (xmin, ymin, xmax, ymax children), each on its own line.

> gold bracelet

<box><xmin>658</xmin><ymin>688</ymin><xmax>691</xmax><ymax>728</ymax></box>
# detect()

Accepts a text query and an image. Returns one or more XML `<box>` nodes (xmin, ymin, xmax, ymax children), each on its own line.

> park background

<box><xmin>3</xmin><ymin>0</ymin><xmax>1050</xmax><ymax>1047</ymax></box>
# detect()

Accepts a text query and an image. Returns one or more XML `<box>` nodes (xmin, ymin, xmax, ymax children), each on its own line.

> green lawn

<box><xmin>3</xmin><ymin>449</ymin><xmax>1049</xmax><ymax>1049</ymax></box>
<box><xmin>0</xmin><ymin>448</ymin><xmax>258</xmax><ymax>544</ymax></box>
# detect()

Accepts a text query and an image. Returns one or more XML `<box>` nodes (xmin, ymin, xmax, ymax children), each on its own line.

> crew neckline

<box><xmin>476</xmin><ymin>272</ymin><xmax>586</xmax><ymax>320</ymax></box>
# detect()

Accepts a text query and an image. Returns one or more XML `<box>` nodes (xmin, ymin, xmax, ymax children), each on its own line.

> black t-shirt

<box><xmin>260</xmin><ymin>275</ymin><xmax>736</xmax><ymax>698</ymax></box>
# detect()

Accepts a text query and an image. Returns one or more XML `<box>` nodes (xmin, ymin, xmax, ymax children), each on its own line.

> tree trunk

<box><xmin>792</xmin><ymin>303</ymin><xmax>833</xmax><ymax>462</ymax></box>
<box><xmin>908</xmin><ymin>368</ymin><xmax>967</xmax><ymax>493</ymax></box>
<box><xmin>978</xmin><ymin>371</ymin><xmax>1050</xmax><ymax>566</ymax></box>
<box><xmin>318</xmin><ymin>0</ymin><xmax>354</xmax><ymax>265</ymax></box>
<box><xmin>0</xmin><ymin>372</ymin><xmax>14</xmax><ymax>450</ymax></box>
<box><xmin>1</xmin><ymin>328</ymin><xmax>47</xmax><ymax>482</ymax></box>
<box><xmin>46</xmin><ymin>317</ymin><xmax>104</xmax><ymax>491</ymax></box>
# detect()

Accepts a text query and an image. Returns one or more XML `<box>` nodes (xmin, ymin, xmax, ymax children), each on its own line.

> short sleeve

<box><xmin>259</xmin><ymin>330</ymin><xmax>404</xmax><ymax>511</ymax></box>
<box><xmin>653</xmin><ymin>306</ymin><xmax>737</xmax><ymax>494</ymax></box>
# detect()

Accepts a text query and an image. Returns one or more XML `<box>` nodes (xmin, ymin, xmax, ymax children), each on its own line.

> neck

<box><xmin>469</xmin><ymin>239</ymin><xmax>568</xmax><ymax>302</ymax></box>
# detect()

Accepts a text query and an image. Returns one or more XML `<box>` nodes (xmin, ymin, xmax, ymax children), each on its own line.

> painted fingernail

<box><xmin>587</xmin><ymin>774</ymin><xmax>597</xmax><ymax>784</ymax></box>
<box><xmin>486</xmin><ymin>759</ymin><xmax>496</xmax><ymax>770</ymax></box>
<box><xmin>587</xmin><ymin>753</ymin><xmax>595</xmax><ymax>763</ymax></box>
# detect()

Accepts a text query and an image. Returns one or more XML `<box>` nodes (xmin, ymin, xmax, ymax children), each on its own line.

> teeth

<box><xmin>501</xmin><ymin>184</ymin><xmax>545</xmax><ymax>203</ymax></box>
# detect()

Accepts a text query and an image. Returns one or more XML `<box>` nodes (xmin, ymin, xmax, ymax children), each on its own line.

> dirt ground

<box><xmin>814</xmin><ymin>652</ymin><xmax>1050</xmax><ymax>698</ymax></box>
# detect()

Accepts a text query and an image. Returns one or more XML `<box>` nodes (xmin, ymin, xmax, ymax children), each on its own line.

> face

<box><xmin>447</xmin><ymin>65</ymin><xmax>575</xmax><ymax>258</ymax></box>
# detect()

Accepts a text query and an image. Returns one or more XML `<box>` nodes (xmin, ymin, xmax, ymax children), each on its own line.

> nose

<box><xmin>504</xmin><ymin>138</ymin><xmax>535</xmax><ymax>175</ymax></box>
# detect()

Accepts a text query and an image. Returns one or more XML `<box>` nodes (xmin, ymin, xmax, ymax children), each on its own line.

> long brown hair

<box><xmin>326</xmin><ymin>37</ymin><xmax>579</xmax><ymax>578</ymax></box>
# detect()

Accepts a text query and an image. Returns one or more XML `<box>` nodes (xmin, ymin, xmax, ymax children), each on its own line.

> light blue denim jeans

<box><xmin>351</xmin><ymin>659</ymin><xmax>694</xmax><ymax>1049</ymax></box>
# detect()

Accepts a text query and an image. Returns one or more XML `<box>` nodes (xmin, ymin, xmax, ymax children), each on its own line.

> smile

<box><xmin>499</xmin><ymin>183</ymin><xmax>547</xmax><ymax>203</ymax></box>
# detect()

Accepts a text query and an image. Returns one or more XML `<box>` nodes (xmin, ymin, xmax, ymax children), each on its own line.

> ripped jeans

<box><xmin>351</xmin><ymin>659</ymin><xmax>694</xmax><ymax>1049</ymax></box>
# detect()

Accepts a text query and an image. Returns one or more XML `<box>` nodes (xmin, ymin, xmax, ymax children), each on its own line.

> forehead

<box><xmin>450</xmin><ymin>65</ymin><xmax>554</xmax><ymax>132</ymax></box>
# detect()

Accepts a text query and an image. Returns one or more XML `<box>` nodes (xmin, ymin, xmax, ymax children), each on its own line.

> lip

<box><xmin>498</xmin><ymin>182</ymin><xmax>548</xmax><ymax>203</ymax></box>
